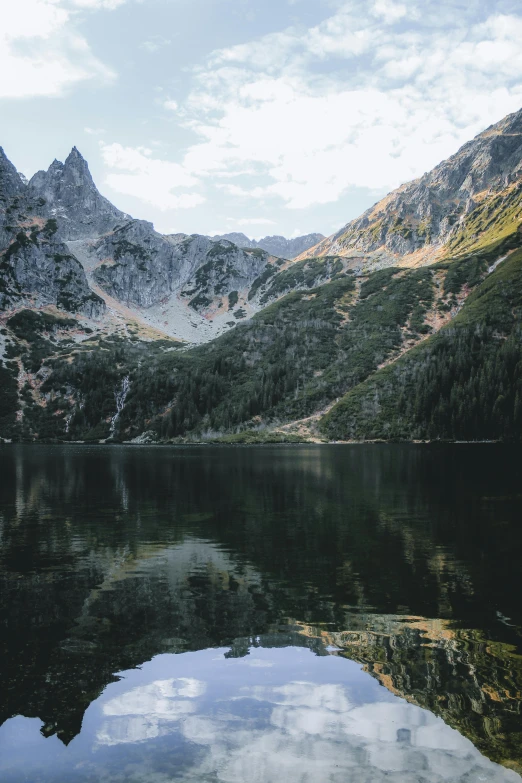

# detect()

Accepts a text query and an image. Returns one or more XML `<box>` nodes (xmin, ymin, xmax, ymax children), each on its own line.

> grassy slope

<box><xmin>2</xmin><ymin>262</ymin><xmax>444</xmax><ymax>441</ymax></box>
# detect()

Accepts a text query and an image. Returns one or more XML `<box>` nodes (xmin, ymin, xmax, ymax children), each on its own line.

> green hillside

<box><xmin>320</xmin><ymin>248</ymin><xmax>522</xmax><ymax>442</ymax></box>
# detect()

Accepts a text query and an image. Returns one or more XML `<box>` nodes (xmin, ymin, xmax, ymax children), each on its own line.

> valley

<box><xmin>1</xmin><ymin>109</ymin><xmax>522</xmax><ymax>444</ymax></box>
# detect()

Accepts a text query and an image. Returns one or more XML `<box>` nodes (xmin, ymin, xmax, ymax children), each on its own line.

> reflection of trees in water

<box><xmin>0</xmin><ymin>444</ymin><xmax>521</xmax><ymax>769</ymax></box>
<box><xmin>312</xmin><ymin>615</ymin><xmax>522</xmax><ymax>775</ymax></box>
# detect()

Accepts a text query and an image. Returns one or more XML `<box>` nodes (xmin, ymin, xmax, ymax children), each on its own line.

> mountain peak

<box><xmin>65</xmin><ymin>146</ymin><xmax>87</xmax><ymax>166</ymax></box>
<box><xmin>28</xmin><ymin>148</ymin><xmax>129</xmax><ymax>240</ymax></box>
<box><xmin>213</xmin><ymin>231</ymin><xmax>326</xmax><ymax>259</ymax></box>
<box><xmin>0</xmin><ymin>145</ymin><xmax>27</xmax><ymax>198</ymax></box>
<box><xmin>48</xmin><ymin>158</ymin><xmax>64</xmax><ymax>172</ymax></box>
<box><xmin>302</xmin><ymin>106</ymin><xmax>522</xmax><ymax>263</ymax></box>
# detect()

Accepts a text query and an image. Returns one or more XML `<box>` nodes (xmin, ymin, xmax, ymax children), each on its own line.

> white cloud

<box><xmin>103</xmin><ymin>678</ymin><xmax>206</xmax><ymax>716</ymax></box>
<box><xmin>100</xmin><ymin>142</ymin><xmax>205</xmax><ymax>210</ymax></box>
<box><xmin>371</xmin><ymin>0</ymin><xmax>408</xmax><ymax>24</ymax></box>
<box><xmin>98</xmin><ymin>678</ymin><xmax>206</xmax><ymax>747</ymax></box>
<box><xmin>164</xmin><ymin>99</ymin><xmax>179</xmax><ymax>111</ymax></box>
<box><xmin>84</xmin><ymin>126</ymin><xmax>106</xmax><ymax>135</ymax></box>
<box><xmin>0</xmin><ymin>0</ymin><xmax>124</xmax><ymax>100</ymax></box>
<box><xmin>71</xmin><ymin>0</ymin><xmax>126</xmax><ymax>8</ymax></box>
<box><xmin>179</xmin><ymin>681</ymin><xmax>517</xmax><ymax>783</ymax></box>
<box><xmin>175</xmin><ymin>1</ymin><xmax>522</xmax><ymax>210</ymax></box>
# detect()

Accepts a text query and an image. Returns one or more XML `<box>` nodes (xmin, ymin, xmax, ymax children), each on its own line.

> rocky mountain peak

<box><xmin>28</xmin><ymin>147</ymin><xmax>129</xmax><ymax>241</ymax></box>
<box><xmin>303</xmin><ymin>106</ymin><xmax>522</xmax><ymax>263</ymax></box>
<box><xmin>213</xmin><ymin>231</ymin><xmax>326</xmax><ymax>259</ymax></box>
<box><xmin>0</xmin><ymin>146</ymin><xmax>27</xmax><ymax>199</ymax></box>
<box><xmin>0</xmin><ymin>146</ymin><xmax>29</xmax><ymax>249</ymax></box>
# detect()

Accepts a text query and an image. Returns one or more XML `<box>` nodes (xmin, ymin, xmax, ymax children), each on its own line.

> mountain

<box><xmin>0</xmin><ymin>148</ymin><xmax>105</xmax><ymax>319</ymax></box>
<box><xmin>213</xmin><ymin>232</ymin><xmax>325</xmax><ymax>259</ymax></box>
<box><xmin>0</xmin><ymin>146</ymin><xmax>26</xmax><ymax>248</ymax></box>
<box><xmin>1</xmin><ymin>108</ymin><xmax>522</xmax><ymax>444</ymax></box>
<box><xmin>300</xmin><ymin>108</ymin><xmax>522</xmax><ymax>265</ymax></box>
<box><xmin>0</xmin><ymin>147</ymin><xmax>293</xmax><ymax>343</ymax></box>
<box><xmin>28</xmin><ymin>147</ymin><xmax>129</xmax><ymax>241</ymax></box>
<box><xmin>91</xmin><ymin>222</ymin><xmax>278</xmax><ymax>311</ymax></box>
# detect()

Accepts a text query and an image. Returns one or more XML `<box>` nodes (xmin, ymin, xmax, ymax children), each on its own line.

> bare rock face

<box><xmin>0</xmin><ymin>147</ymin><xmax>106</xmax><ymax>318</ymax></box>
<box><xmin>0</xmin><ymin>224</ymin><xmax>105</xmax><ymax>318</ymax></box>
<box><xmin>307</xmin><ymin>107</ymin><xmax>522</xmax><ymax>261</ymax></box>
<box><xmin>28</xmin><ymin>147</ymin><xmax>129</xmax><ymax>241</ymax></box>
<box><xmin>214</xmin><ymin>232</ymin><xmax>325</xmax><ymax>260</ymax></box>
<box><xmin>0</xmin><ymin>147</ymin><xmax>28</xmax><ymax>249</ymax></box>
<box><xmin>92</xmin><ymin>221</ymin><xmax>274</xmax><ymax>310</ymax></box>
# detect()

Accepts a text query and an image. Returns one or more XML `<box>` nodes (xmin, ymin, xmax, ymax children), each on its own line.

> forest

<box><xmin>2</xmin><ymin>235</ymin><xmax>520</xmax><ymax>443</ymax></box>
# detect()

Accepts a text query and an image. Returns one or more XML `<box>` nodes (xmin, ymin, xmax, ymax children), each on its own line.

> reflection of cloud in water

<box><xmin>93</xmin><ymin>669</ymin><xmax>519</xmax><ymax>782</ymax></box>
<box><xmin>97</xmin><ymin>678</ymin><xmax>205</xmax><ymax>746</ymax></box>
<box><xmin>180</xmin><ymin>682</ymin><xmax>519</xmax><ymax>783</ymax></box>
<box><xmin>239</xmin><ymin>659</ymin><xmax>274</xmax><ymax>668</ymax></box>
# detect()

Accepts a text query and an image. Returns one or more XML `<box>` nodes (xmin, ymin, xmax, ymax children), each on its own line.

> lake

<box><xmin>0</xmin><ymin>444</ymin><xmax>521</xmax><ymax>782</ymax></box>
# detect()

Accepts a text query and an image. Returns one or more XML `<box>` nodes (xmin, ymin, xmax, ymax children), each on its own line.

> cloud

<box><xmin>0</xmin><ymin>0</ymin><xmax>124</xmax><ymax>100</ymax></box>
<box><xmin>71</xmin><ymin>0</ymin><xmax>126</xmax><ymax>8</ymax></box>
<box><xmin>371</xmin><ymin>0</ymin><xmax>408</xmax><ymax>24</ymax></box>
<box><xmin>176</xmin><ymin>1</ymin><xmax>522</xmax><ymax>210</ymax></box>
<box><xmin>163</xmin><ymin>99</ymin><xmax>179</xmax><ymax>111</ymax></box>
<box><xmin>179</xmin><ymin>681</ymin><xmax>516</xmax><ymax>782</ymax></box>
<box><xmin>98</xmin><ymin>677</ymin><xmax>206</xmax><ymax>746</ymax></box>
<box><xmin>100</xmin><ymin>143</ymin><xmax>205</xmax><ymax>210</ymax></box>
<box><xmin>90</xmin><ymin>650</ymin><xmax>518</xmax><ymax>782</ymax></box>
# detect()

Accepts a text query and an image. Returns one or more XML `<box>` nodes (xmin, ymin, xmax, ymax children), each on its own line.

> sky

<box><xmin>1</xmin><ymin>0</ymin><xmax>522</xmax><ymax>239</ymax></box>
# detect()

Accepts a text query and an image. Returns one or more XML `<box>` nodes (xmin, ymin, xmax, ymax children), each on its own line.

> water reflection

<box><xmin>0</xmin><ymin>444</ymin><xmax>521</xmax><ymax>779</ymax></box>
<box><xmin>1</xmin><ymin>645</ymin><xmax>520</xmax><ymax>782</ymax></box>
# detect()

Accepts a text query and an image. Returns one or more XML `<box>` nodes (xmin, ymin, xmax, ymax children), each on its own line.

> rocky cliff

<box><xmin>2</xmin><ymin>145</ymin><xmax>328</xmax><ymax>338</ymax></box>
<box><xmin>28</xmin><ymin>147</ymin><xmax>129</xmax><ymax>241</ymax></box>
<box><xmin>0</xmin><ymin>224</ymin><xmax>104</xmax><ymax>318</ymax></box>
<box><xmin>0</xmin><ymin>147</ymin><xmax>27</xmax><ymax>250</ymax></box>
<box><xmin>92</xmin><ymin>221</ymin><xmax>277</xmax><ymax>311</ymax></box>
<box><xmin>0</xmin><ymin>148</ymin><xmax>105</xmax><ymax>318</ymax></box>
<box><xmin>1</xmin><ymin>145</ymin><xmax>300</xmax><ymax>342</ymax></box>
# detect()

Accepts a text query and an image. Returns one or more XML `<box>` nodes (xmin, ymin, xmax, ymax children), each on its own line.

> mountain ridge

<box><xmin>299</xmin><ymin>107</ymin><xmax>522</xmax><ymax>265</ymax></box>
<box><xmin>213</xmin><ymin>231</ymin><xmax>325</xmax><ymax>259</ymax></box>
<box><xmin>1</xmin><ymin>107</ymin><xmax>522</xmax><ymax>444</ymax></box>
<box><xmin>28</xmin><ymin>147</ymin><xmax>130</xmax><ymax>241</ymax></box>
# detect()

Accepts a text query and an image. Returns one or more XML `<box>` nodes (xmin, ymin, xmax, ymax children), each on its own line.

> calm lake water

<box><xmin>0</xmin><ymin>444</ymin><xmax>521</xmax><ymax>782</ymax></box>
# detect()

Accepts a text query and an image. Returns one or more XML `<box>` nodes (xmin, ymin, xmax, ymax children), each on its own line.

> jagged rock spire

<box><xmin>28</xmin><ymin>146</ymin><xmax>129</xmax><ymax>240</ymax></box>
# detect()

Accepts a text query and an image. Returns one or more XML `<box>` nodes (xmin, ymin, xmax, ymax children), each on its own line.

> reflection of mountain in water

<box><xmin>0</xmin><ymin>444</ymin><xmax>521</xmax><ymax>771</ymax></box>
<box><xmin>302</xmin><ymin>615</ymin><xmax>522</xmax><ymax>775</ymax></box>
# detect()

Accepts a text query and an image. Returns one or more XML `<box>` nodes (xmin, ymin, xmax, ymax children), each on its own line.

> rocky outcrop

<box><xmin>303</xmin><ymin>107</ymin><xmax>522</xmax><ymax>262</ymax></box>
<box><xmin>0</xmin><ymin>147</ymin><xmax>28</xmax><ymax>250</ymax></box>
<box><xmin>0</xmin><ymin>224</ymin><xmax>105</xmax><ymax>318</ymax></box>
<box><xmin>214</xmin><ymin>231</ymin><xmax>325</xmax><ymax>259</ymax></box>
<box><xmin>0</xmin><ymin>147</ymin><xmax>108</xmax><ymax>318</ymax></box>
<box><xmin>28</xmin><ymin>147</ymin><xmax>129</xmax><ymax>241</ymax></box>
<box><xmin>93</xmin><ymin>221</ymin><xmax>275</xmax><ymax>310</ymax></box>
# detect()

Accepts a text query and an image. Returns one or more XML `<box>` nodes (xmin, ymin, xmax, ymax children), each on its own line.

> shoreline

<box><xmin>0</xmin><ymin>438</ymin><xmax>508</xmax><ymax>447</ymax></box>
